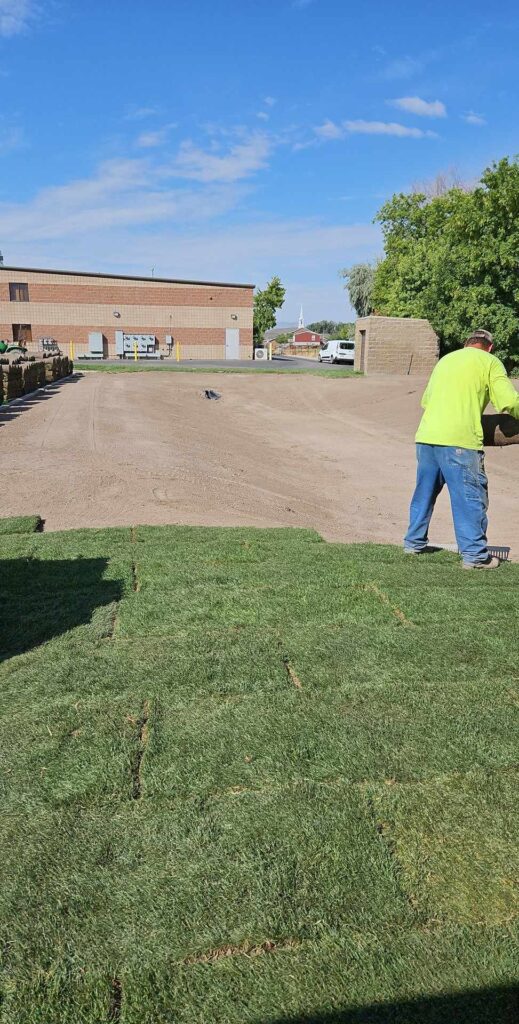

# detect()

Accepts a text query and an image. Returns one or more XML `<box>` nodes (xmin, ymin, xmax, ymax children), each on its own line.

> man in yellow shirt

<box><xmin>404</xmin><ymin>330</ymin><xmax>519</xmax><ymax>568</ymax></box>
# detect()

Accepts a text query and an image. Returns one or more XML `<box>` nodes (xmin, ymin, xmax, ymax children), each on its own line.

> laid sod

<box><xmin>75</xmin><ymin>362</ymin><xmax>360</xmax><ymax>378</ymax></box>
<box><xmin>0</xmin><ymin>524</ymin><xmax>518</xmax><ymax>1022</ymax></box>
<box><xmin>0</xmin><ymin>514</ymin><xmax>43</xmax><ymax>535</ymax></box>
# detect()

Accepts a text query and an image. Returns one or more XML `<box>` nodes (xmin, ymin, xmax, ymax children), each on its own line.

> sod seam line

<box><xmin>107</xmin><ymin>601</ymin><xmax>119</xmax><ymax>639</ymax></box>
<box><xmin>129</xmin><ymin>525</ymin><xmax>140</xmax><ymax>592</ymax></box>
<box><xmin>362</xmin><ymin>583</ymin><xmax>415</xmax><ymax>627</ymax></box>
<box><xmin>107</xmin><ymin>977</ymin><xmax>122</xmax><ymax>1022</ymax></box>
<box><xmin>161</xmin><ymin>770</ymin><xmax>519</xmax><ymax>806</ymax></box>
<box><xmin>283</xmin><ymin>656</ymin><xmax>303</xmax><ymax>689</ymax></box>
<box><xmin>176</xmin><ymin>915</ymin><xmax>516</xmax><ymax>970</ymax></box>
<box><xmin>181</xmin><ymin>937</ymin><xmax>302</xmax><ymax>965</ymax></box>
<box><xmin>131</xmin><ymin>700</ymin><xmax>150</xmax><ymax>800</ymax></box>
<box><xmin>276</xmin><ymin>634</ymin><xmax>304</xmax><ymax>690</ymax></box>
<box><xmin>130</xmin><ymin>562</ymin><xmax>139</xmax><ymax>593</ymax></box>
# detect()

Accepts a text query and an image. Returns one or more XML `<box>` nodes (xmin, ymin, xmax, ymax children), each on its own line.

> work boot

<box><xmin>462</xmin><ymin>556</ymin><xmax>501</xmax><ymax>570</ymax></box>
<box><xmin>404</xmin><ymin>545</ymin><xmax>441</xmax><ymax>555</ymax></box>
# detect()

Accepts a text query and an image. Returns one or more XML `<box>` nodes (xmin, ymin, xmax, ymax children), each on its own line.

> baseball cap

<box><xmin>466</xmin><ymin>329</ymin><xmax>493</xmax><ymax>345</ymax></box>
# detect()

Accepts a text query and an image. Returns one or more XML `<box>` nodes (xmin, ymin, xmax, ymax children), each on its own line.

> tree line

<box><xmin>343</xmin><ymin>157</ymin><xmax>519</xmax><ymax>368</ymax></box>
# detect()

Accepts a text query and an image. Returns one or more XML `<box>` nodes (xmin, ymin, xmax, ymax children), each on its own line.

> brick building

<box><xmin>354</xmin><ymin>315</ymin><xmax>439</xmax><ymax>375</ymax></box>
<box><xmin>291</xmin><ymin>327</ymin><xmax>323</xmax><ymax>347</ymax></box>
<box><xmin>0</xmin><ymin>266</ymin><xmax>254</xmax><ymax>359</ymax></box>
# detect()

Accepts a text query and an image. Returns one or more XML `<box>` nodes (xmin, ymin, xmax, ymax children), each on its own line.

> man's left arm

<box><xmin>488</xmin><ymin>360</ymin><xmax>519</xmax><ymax>419</ymax></box>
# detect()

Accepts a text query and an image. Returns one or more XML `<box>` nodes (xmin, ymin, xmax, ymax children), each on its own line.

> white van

<box><xmin>318</xmin><ymin>339</ymin><xmax>355</xmax><ymax>364</ymax></box>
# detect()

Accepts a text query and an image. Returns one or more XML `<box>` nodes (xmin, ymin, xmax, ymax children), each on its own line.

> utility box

<box><xmin>115</xmin><ymin>331</ymin><xmax>157</xmax><ymax>357</ymax></box>
<box><xmin>355</xmin><ymin>316</ymin><xmax>439</xmax><ymax>376</ymax></box>
<box><xmin>88</xmin><ymin>332</ymin><xmax>107</xmax><ymax>358</ymax></box>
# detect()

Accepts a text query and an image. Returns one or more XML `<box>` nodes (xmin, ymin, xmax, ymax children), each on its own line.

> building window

<box><xmin>12</xmin><ymin>324</ymin><xmax>32</xmax><ymax>345</ymax></box>
<box><xmin>9</xmin><ymin>282</ymin><xmax>30</xmax><ymax>302</ymax></box>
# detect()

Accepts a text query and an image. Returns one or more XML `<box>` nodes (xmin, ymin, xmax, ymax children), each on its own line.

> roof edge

<box><xmin>0</xmin><ymin>265</ymin><xmax>255</xmax><ymax>289</ymax></box>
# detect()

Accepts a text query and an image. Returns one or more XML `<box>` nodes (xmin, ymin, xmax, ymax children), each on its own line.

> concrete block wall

<box><xmin>0</xmin><ymin>268</ymin><xmax>254</xmax><ymax>359</ymax></box>
<box><xmin>355</xmin><ymin>316</ymin><xmax>439</xmax><ymax>375</ymax></box>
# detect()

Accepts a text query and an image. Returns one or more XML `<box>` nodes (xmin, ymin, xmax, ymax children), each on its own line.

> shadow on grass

<box><xmin>0</xmin><ymin>557</ymin><xmax>123</xmax><ymax>661</ymax></box>
<box><xmin>267</xmin><ymin>985</ymin><xmax>519</xmax><ymax>1023</ymax></box>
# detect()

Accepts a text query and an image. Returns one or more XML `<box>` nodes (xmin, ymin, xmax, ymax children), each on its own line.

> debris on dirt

<box><xmin>204</xmin><ymin>389</ymin><xmax>221</xmax><ymax>400</ymax></box>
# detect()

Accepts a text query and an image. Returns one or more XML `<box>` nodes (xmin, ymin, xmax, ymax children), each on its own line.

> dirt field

<box><xmin>1</xmin><ymin>370</ymin><xmax>518</xmax><ymax>551</ymax></box>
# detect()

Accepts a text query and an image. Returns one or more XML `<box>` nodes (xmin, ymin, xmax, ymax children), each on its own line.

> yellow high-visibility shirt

<box><xmin>416</xmin><ymin>347</ymin><xmax>519</xmax><ymax>450</ymax></box>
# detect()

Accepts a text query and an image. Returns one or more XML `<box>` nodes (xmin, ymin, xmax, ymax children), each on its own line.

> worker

<box><xmin>404</xmin><ymin>329</ymin><xmax>519</xmax><ymax>569</ymax></box>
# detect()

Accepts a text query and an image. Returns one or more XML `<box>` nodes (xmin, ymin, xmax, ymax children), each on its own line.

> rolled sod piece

<box><xmin>482</xmin><ymin>413</ymin><xmax>519</xmax><ymax>446</ymax></box>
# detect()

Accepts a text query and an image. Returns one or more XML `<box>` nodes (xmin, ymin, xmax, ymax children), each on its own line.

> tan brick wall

<box><xmin>355</xmin><ymin>316</ymin><xmax>438</xmax><ymax>375</ymax></box>
<box><xmin>0</xmin><ymin>269</ymin><xmax>254</xmax><ymax>360</ymax></box>
<box><xmin>1</xmin><ymin>324</ymin><xmax>253</xmax><ymax>360</ymax></box>
<box><xmin>0</xmin><ymin>301</ymin><xmax>252</xmax><ymax>330</ymax></box>
<box><xmin>0</xmin><ymin>282</ymin><xmax>253</xmax><ymax>308</ymax></box>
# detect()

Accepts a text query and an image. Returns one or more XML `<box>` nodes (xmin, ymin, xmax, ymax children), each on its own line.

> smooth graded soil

<box><xmin>1</xmin><ymin>370</ymin><xmax>518</xmax><ymax>550</ymax></box>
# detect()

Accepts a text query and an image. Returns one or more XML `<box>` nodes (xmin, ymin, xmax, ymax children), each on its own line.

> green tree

<box><xmin>307</xmin><ymin>320</ymin><xmax>337</xmax><ymax>335</ymax></box>
<box><xmin>253</xmin><ymin>276</ymin><xmax>286</xmax><ymax>347</ymax></box>
<box><xmin>372</xmin><ymin>157</ymin><xmax>519</xmax><ymax>366</ymax></box>
<box><xmin>307</xmin><ymin>321</ymin><xmax>355</xmax><ymax>339</ymax></box>
<box><xmin>335</xmin><ymin>322</ymin><xmax>355</xmax><ymax>340</ymax></box>
<box><xmin>339</xmin><ymin>263</ymin><xmax>375</xmax><ymax>318</ymax></box>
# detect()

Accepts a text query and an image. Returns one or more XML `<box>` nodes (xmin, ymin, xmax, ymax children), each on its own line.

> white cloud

<box><xmin>463</xmin><ymin>111</ymin><xmax>486</xmax><ymax>126</ymax></box>
<box><xmin>390</xmin><ymin>96</ymin><xmax>446</xmax><ymax>117</ymax></box>
<box><xmin>136</xmin><ymin>124</ymin><xmax>176</xmax><ymax>148</ymax></box>
<box><xmin>0</xmin><ymin>157</ymin><xmax>245</xmax><ymax>241</ymax></box>
<box><xmin>344</xmin><ymin>119</ymin><xmax>437</xmax><ymax>138</ymax></box>
<box><xmin>125</xmin><ymin>106</ymin><xmax>160</xmax><ymax>121</ymax></box>
<box><xmin>256</xmin><ymin>111</ymin><xmax>269</xmax><ymax>122</ymax></box>
<box><xmin>172</xmin><ymin>133</ymin><xmax>272</xmax><ymax>182</ymax></box>
<box><xmin>264</xmin><ymin>96</ymin><xmax>277</xmax><ymax>107</ymax></box>
<box><xmin>0</xmin><ymin>127</ymin><xmax>276</xmax><ymax>243</ymax></box>
<box><xmin>0</xmin><ymin>0</ymin><xmax>37</xmax><ymax>37</ymax></box>
<box><xmin>314</xmin><ymin>119</ymin><xmax>344</xmax><ymax>140</ymax></box>
<box><xmin>312</xmin><ymin>119</ymin><xmax>438</xmax><ymax>141</ymax></box>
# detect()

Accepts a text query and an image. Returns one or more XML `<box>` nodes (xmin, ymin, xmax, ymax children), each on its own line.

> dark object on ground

<box><xmin>482</xmin><ymin>413</ymin><xmax>519</xmax><ymax>446</ymax></box>
<box><xmin>204</xmin><ymin>389</ymin><xmax>221</xmax><ymax>400</ymax></box>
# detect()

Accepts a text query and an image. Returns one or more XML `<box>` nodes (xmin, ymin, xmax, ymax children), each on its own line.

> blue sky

<box><xmin>0</xmin><ymin>0</ymin><xmax>518</xmax><ymax>322</ymax></box>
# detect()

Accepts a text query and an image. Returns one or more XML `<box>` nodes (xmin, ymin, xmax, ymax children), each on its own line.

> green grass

<box><xmin>0</xmin><ymin>514</ymin><xmax>42</xmax><ymax>535</ymax></box>
<box><xmin>75</xmin><ymin>361</ymin><xmax>360</xmax><ymax>378</ymax></box>
<box><xmin>0</xmin><ymin>524</ymin><xmax>518</xmax><ymax>1021</ymax></box>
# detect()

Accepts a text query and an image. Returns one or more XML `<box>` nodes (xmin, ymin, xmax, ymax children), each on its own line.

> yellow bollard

<box><xmin>268</xmin><ymin>343</ymin><xmax>273</xmax><ymax>361</ymax></box>
<box><xmin>134</xmin><ymin>342</ymin><xmax>138</xmax><ymax>362</ymax></box>
<box><xmin>69</xmin><ymin>341</ymin><xmax>74</xmax><ymax>361</ymax></box>
<box><xmin>176</xmin><ymin>340</ymin><xmax>181</xmax><ymax>363</ymax></box>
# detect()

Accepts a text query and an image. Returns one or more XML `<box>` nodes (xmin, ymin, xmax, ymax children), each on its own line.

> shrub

<box><xmin>37</xmin><ymin>361</ymin><xmax>46</xmax><ymax>388</ymax></box>
<box><xmin>0</xmin><ymin>368</ymin><xmax>3</xmax><ymax>405</ymax></box>
<box><xmin>6</xmin><ymin>364</ymin><xmax>23</xmax><ymax>401</ymax></box>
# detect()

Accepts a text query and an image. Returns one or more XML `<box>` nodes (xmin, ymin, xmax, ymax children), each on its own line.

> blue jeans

<box><xmin>404</xmin><ymin>444</ymin><xmax>489</xmax><ymax>565</ymax></box>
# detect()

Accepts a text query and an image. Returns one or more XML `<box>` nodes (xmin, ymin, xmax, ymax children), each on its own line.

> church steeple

<box><xmin>298</xmin><ymin>305</ymin><xmax>305</xmax><ymax>329</ymax></box>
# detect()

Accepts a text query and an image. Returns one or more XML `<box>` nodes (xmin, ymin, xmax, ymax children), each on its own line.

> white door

<box><xmin>225</xmin><ymin>328</ymin><xmax>240</xmax><ymax>359</ymax></box>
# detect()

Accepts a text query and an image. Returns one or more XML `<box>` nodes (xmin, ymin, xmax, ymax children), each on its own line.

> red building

<box><xmin>291</xmin><ymin>327</ymin><xmax>323</xmax><ymax>346</ymax></box>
